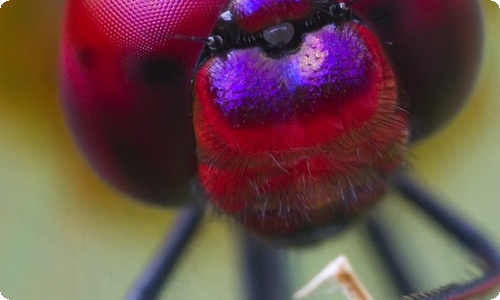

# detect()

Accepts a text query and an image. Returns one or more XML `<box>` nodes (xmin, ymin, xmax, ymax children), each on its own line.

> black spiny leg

<box><xmin>127</xmin><ymin>206</ymin><xmax>204</xmax><ymax>300</ymax></box>
<box><xmin>241</xmin><ymin>232</ymin><xmax>291</xmax><ymax>300</ymax></box>
<box><xmin>368</xmin><ymin>171</ymin><xmax>500</xmax><ymax>300</ymax></box>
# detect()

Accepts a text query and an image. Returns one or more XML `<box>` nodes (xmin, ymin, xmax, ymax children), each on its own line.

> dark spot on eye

<box><xmin>76</xmin><ymin>48</ymin><xmax>94</xmax><ymax>70</ymax></box>
<box><xmin>139</xmin><ymin>57</ymin><xmax>186</xmax><ymax>88</ymax></box>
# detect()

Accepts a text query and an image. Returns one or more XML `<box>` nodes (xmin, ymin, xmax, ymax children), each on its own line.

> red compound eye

<box><xmin>60</xmin><ymin>0</ymin><xmax>483</xmax><ymax>244</ymax></box>
<box><xmin>349</xmin><ymin>0</ymin><xmax>483</xmax><ymax>138</ymax></box>
<box><xmin>60</xmin><ymin>0</ymin><xmax>227</xmax><ymax>205</ymax></box>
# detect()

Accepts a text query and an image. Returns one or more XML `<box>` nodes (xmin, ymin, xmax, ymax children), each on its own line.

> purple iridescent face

<box><xmin>207</xmin><ymin>24</ymin><xmax>372</xmax><ymax>127</ymax></box>
<box><xmin>194</xmin><ymin>0</ymin><xmax>408</xmax><ymax>243</ymax></box>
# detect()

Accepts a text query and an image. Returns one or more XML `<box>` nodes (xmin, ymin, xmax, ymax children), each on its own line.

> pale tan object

<box><xmin>293</xmin><ymin>255</ymin><xmax>374</xmax><ymax>300</ymax></box>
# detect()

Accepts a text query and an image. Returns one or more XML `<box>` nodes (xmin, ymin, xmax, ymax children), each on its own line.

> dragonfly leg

<box><xmin>127</xmin><ymin>206</ymin><xmax>204</xmax><ymax>300</ymax></box>
<box><xmin>368</xmin><ymin>171</ymin><xmax>500</xmax><ymax>300</ymax></box>
<box><xmin>241</xmin><ymin>233</ymin><xmax>291</xmax><ymax>300</ymax></box>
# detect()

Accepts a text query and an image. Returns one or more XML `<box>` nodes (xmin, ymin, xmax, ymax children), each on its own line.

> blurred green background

<box><xmin>0</xmin><ymin>1</ymin><xmax>499</xmax><ymax>299</ymax></box>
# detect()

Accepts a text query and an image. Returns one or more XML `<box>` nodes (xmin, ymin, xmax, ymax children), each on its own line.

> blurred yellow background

<box><xmin>0</xmin><ymin>1</ymin><xmax>499</xmax><ymax>299</ymax></box>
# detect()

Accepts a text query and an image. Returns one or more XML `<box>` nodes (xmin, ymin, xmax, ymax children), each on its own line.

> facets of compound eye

<box><xmin>347</xmin><ymin>0</ymin><xmax>483</xmax><ymax>139</ymax></box>
<box><xmin>60</xmin><ymin>0</ymin><xmax>229</xmax><ymax>206</ymax></box>
<box><xmin>263</xmin><ymin>22</ymin><xmax>295</xmax><ymax>46</ymax></box>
